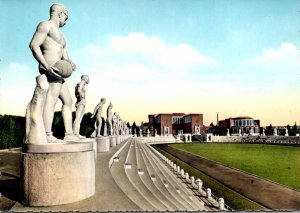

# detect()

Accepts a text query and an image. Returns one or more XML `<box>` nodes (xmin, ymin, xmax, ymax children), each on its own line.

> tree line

<box><xmin>0</xmin><ymin>113</ymin><xmax>137</xmax><ymax>149</ymax></box>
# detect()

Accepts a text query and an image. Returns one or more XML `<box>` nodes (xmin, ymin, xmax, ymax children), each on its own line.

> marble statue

<box><xmin>24</xmin><ymin>75</ymin><xmax>49</xmax><ymax>144</ymax></box>
<box><xmin>91</xmin><ymin>98</ymin><xmax>106</xmax><ymax>137</ymax></box>
<box><xmin>285</xmin><ymin>127</ymin><xmax>289</xmax><ymax>136</ymax></box>
<box><xmin>112</xmin><ymin>112</ymin><xmax>118</xmax><ymax>135</ymax></box>
<box><xmin>29</xmin><ymin>3</ymin><xmax>80</xmax><ymax>143</ymax></box>
<box><xmin>73</xmin><ymin>75</ymin><xmax>90</xmax><ymax>138</ymax></box>
<box><xmin>273</xmin><ymin>128</ymin><xmax>278</xmax><ymax>136</ymax></box>
<box><xmin>250</xmin><ymin>128</ymin><xmax>254</xmax><ymax>136</ymax></box>
<box><xmin>226</xmin><ymin>129</ymin><xmax>230</xmax><ymax>136</ymax></box>
<box><xmin>106</xmin><ymin>102</ymin><xmax>113</xmax><ymax>136</ymax></box>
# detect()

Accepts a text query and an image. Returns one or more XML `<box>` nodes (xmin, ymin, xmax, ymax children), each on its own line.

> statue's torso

<box><xmin>40</xmin><ymin>22</ymin><xmax>65</xmax><ymax>67</ymax></box>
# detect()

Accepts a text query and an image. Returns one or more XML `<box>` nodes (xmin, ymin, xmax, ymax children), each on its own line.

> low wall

<box><xmin>211</xmin><ymin>135</ymin><xmax>300</xmax><ymax>144</ymax></box>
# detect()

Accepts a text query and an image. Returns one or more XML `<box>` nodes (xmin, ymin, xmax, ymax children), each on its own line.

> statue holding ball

<box><xmin>29</xmin><ymin>3</ymin><xmax>81</xmax><ymax>143</ymax></box>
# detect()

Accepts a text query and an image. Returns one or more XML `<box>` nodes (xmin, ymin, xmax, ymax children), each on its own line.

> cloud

<box><xmin>83</xmin><ymin>32</ymin><xmax>217</xmax><ymax>73</ymax></box>
<box><xmin>241</xmin><ymin>42</ymin><xmax>300</xmax><ymax>72</ymax></box>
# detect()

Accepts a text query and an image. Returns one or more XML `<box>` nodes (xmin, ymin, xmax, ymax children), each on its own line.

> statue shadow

<box><xmin>0</xmin><ymin>172</ymin><xmax>20</xmax><ymax>202</ymax></box>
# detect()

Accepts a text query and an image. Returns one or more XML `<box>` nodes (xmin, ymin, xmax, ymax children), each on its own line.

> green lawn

<box><xmin>171</xmin><ymin>143</ymin><xmax>300</xmax><ymax>190</ymax></box>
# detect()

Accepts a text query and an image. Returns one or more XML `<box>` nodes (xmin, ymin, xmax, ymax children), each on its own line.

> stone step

<box><xmin>148</xmin><ymin>145</ymin><xmax>215</xmax><ymax>210</ymax></box>
<box><xmin>110</xmin><ymin>139</ymin><xmax>156</xmax><ymax>210</ymax></box>
<box><xmin>124</xmin><ymin>139</ymin><xmax>168</xmax><ymax>210</ymax></box>
<box><xmin>135</xmin><ymin>141</ymin><xmax>177</xmax><ymax>211</ymax></box>
<box><xmin>144</xmin><ymin>143</ymin><xmax>206</xmax><ymax>210</ymax></box>
<box><xmin>138</xmin><ymin>142</ymin><xmax>192</xmax><ymax>210</ymax></box>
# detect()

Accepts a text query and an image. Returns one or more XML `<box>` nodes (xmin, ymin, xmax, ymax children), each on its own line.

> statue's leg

<box><xmin>59</xmin><ymin>83</ymin><xmax>80</xmax><ymax>142</ymax></box>
<box><xmin>97</xmin><ymin>120</ymin><xmax>102</xmax><ymax>137</ymax></box>
<box><xmin>73</xmin><ymin>104</ymin><xmax>85</xmax><ymax>137</ymax></box>
<box><xmin>43</xmin><ymin>81</ymin><xmax>65</xmax><ymax>143</ymax></box>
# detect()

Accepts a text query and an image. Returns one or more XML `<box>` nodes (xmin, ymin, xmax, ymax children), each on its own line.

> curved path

<box><xmin>157</xmin><ymin>144</ymin><xmax>300</xmax><ymax>210</ymax></box>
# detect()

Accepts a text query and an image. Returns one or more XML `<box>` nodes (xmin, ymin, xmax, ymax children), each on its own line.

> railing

<box><xmin>148</xmin><ymin>143</ymin><xmax>234</xmax><ymax>211</ymax></box>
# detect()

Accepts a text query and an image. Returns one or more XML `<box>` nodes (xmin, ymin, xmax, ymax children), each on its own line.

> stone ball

<box><xmin>54</xmin><ymin>60</ymin><xmax>73</xmax><ymax>78</ymax></box>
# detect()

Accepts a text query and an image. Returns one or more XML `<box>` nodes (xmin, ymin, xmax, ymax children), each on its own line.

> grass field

<box><xmin>171</xmin><ymin>143</ymin><xmax>300</xmax><ymax>190</ymax></box>
<box><xmin>155</xmin><ymin>147</ymin><xmax>266</xmax><ymax>210</ymax></box>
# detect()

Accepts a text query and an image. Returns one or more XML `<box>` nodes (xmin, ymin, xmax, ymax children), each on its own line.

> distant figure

<box><xmin>285</xmin><ymin>127</ymin><xmax>289</xmax><ymax>136</ymax></box>
<box><xmin>73</xmin><ymin>75</ymin><xmax>90</xmax><ymax>138</ymax></box>
<box><xmin>29</xmin><ymin>3</ymin><xmax>79</xmax><ymax>143</ymax></box>
<box><xmin>273</xmin><ymin>128</ymin><xmax>278</xmax><ymax>136</ymax></box>
<box><xmin>91</xmin><ymin>98</ymin><xmax>106</xmax><ymax>137</ymax></box>
<box><xmin>112</xmin><ymin>112</ymin><xmax>118</xmax><ymax>135</ymax></box>
<box><xmin>106</xmin><ymin>102</ymin><xmax>113</xmax><ymax>136</ymax></box>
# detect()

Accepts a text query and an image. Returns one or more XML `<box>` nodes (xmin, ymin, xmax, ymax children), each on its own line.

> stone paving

<box><xmin>0</xmin><ymin>138</ymin><xmax>213</xmax><ymax>211</ymax></box>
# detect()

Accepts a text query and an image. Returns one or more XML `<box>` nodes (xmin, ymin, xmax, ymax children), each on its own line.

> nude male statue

<box><xmin>29</xmin><ymin>3</ymin><xmax>80</xmax><ymax>142</ymax></box>
<box><xmin>91</xmin><ymin>98</ymin><xmax>106</xmax><ymax>137</ymax></box>
<box><xmin>73</xmin><ymin>75</ymin><xmax>90</xmax><ymax>138</ymax></box>
<box><xmin>106</xmin><ymin>102</ymin><xmax>113</xmax><ymax>136</ymax></box>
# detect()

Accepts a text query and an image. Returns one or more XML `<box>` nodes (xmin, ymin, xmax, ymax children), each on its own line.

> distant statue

<box><xmin>238</xmin><ymin>129</ymin><xmax>242</xmax><ymax>136</ymax></box>
<box><xmin>73</xmin><ymin>75</ymin><xmax>90</xmax><ymax>138</ymax></box>
<box><xmin>91</xmin><ymin>98</ymin><xmax>106</xmax><ymax>137</ymax></box>
<box><xmin>262</xmin><ymin>128</ymin><xmax>265</xmax><ymax>136</ymax></box>
<box><xmin>285</xmin><ymin>127</ymin><xmax>289</xmax><ymax>136</ymax></box>
<box><xmin>250</xmin><ymin>128</ymin><xmax>254</xmax><ymax>136</ymax></box>
<box><xmin>29</xmin><ymin>3</ymin><xmax>80</xmax><ymax>143</ymax></box>
<box><xmin>273</xmin><ymin>128</ymin><xmax>278</xmax><ymax>136</ymax></box>
<box><xmin>112</xmin><ymin>112</ymin><xmax>119</xmax><ymax>135</ymax></box>
<box><xmin>226</xmin><ymin>129</ymin><xmax>230</xmax><ymax>136</ymax></box>
<box><xmin>106</xmin><ymin>102</ymin><xmax>113</xmax><ymax>136</ymax></box>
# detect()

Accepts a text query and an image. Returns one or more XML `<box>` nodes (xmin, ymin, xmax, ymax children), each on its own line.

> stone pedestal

<box><xmin>21</xmin><ymin>142</ymin><xmax>95</xmax><ymax>206</ymax></box>
<box><xmin>109</xmin><ymin>136</ymin><xmax>117</xmax><ymax>147</ymax></box>
<box><xmin>116</xmin><ymin>136</ymin><xmax>121</xmax><ymax>145</ymax></box>
<box><xmin>96</xmin><ymin>137</ymin><xmax>110</xmax><ymax>152</ymax></box>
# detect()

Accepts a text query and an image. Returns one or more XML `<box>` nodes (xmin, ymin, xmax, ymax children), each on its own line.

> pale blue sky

<box><xmin>0</xmin><ymin>0</ymin><xmax>300</xmax><ymax>126</ymax></box>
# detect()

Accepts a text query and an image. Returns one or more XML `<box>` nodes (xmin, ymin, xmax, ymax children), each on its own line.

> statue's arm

<box><xmin>29</xmin><ymin>22</ymin><xmax>62</xmax><ymax>79</ymax></box>
<box><xmin>62</xmin><ymin>38</ymin><xmax>76</xmax><ymax>71</ymax></box>
<box><xmin>29</xmin><ymin>22</ymin><xmax>51</xmax><ymax>70</ymax></box>
<box><xmin>91</xmin><ymin>104</ymin><xmax>100</xmax><ymax>118</ymax></box>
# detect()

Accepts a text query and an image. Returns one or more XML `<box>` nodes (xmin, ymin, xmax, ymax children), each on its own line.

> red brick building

<box><xmin>148</xmin><ymin>113</ymin><xmax>204</xmax><ymax>136</ymax></box>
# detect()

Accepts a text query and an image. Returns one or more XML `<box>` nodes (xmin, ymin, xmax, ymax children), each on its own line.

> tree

<box><xmin>265</xmin><ymin>124</ymin><xmax>273</xmax><ymax>136</ymax></box>
<box><xmin>292</xmin><ymin>122</ymin><xmax>298</xmax><ymax>136</ymax></box>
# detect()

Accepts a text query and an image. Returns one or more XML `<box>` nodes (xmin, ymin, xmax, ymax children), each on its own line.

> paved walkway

<box><xmin>6</xmin><ymin>141</ymin><xmax>141</xmax><ymax>211</ymax></box>
<box><xmin>157</xmin><ymin>144</ymin><xmax>300</xmax><ymax>210</ymax></box>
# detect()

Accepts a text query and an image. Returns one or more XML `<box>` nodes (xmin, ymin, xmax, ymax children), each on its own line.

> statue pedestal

<box><xmin>21</xmin><ymin>142</ymin><xmax>95</xmax><ymax>206</ymax></box>
<box><xmin>109</xmin><ymin>136</ymin><xmax>117</xmax><ymax>147</ymax></box>
<box><xmin>96</xmin><ymin>137</ymin><xmax>110</xmax><ymax>152</ymax></box>
<box><xmin>116</xmin><ymin>136</ymin><xmax>121</xmax><ymax>145</ymax></box>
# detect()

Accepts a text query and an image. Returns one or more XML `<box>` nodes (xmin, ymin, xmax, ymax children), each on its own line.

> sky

<box><xmin>0</xmin><ymin>0</ymin><xmax>300</xmax><ymax>127</ymax></box>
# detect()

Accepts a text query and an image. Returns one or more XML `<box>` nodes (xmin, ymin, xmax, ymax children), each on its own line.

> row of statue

<box><xmin>72</xmin><ymin>75</ymin><xmax>130</xmax><ymax>139</ymax></box>
<box><xmin>24</xmin><ymin>3</ymin><xmax>129</xmax><ymax>144</ymax></box>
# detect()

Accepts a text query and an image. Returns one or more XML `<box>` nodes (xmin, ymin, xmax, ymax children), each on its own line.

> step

<box><xmin>138</xmin><ymin>142</ymin><xmax>192</xmax><ymax>210</ymax></box>
<box><xmin>144</xmin><ymin>143</ymin><xmax>206</xmax><ymax>210</ymax></box>
<box><xmin>110</xmin><ymin>139</ymin><xmax>156</xmax><ymax>210</ymax></box>
<box><xmin>148</xmin><ymin>144</ymin><xmax>209</xmax><ymax>210</ymax></box>
<box><xmin>125</xmin><ymin>139</ymin><xmax>167</xmax><ymax>210</ymax></box>
<box><xmin>136</xmin><ymin>141</ymin><xmax>178</xmax><ymax>210</ymax></box>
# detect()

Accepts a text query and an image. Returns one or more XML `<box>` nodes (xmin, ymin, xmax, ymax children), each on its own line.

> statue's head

<box><xmin>81</xmin><ymin>75</ymin><xmax>90</xmax><ymax>84</ymax></box>
<box><xmin>108</xmin><ymin>102</ymin><xmax>113</xmax><ymax>108</ymax></box>
<box><xmin>50</xmin><ymin>3</ymin><xmax>68</xmax><ymax>27</ymax></box>
<box><xmin>101</xmin><ymin>98</ymin><xmax>106</xmax><ymax>104</ymax></box>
